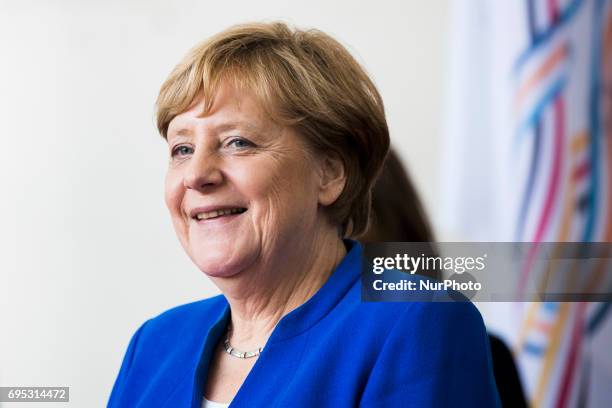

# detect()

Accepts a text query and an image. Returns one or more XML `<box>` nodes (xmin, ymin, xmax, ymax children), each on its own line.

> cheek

<box><xmin>236</xmin><ymin>156</ymin><xmax>318</xmax><ymax>228</ymax></box>
<box><xmin>164</xmin><ymin>171</ymin><xmax>192</xmax><ymax>252</ymax></box>
<box><xmin>164</xmin><ymin>171</ymin><xmax>185</xmax><ymax>221</ymax></box>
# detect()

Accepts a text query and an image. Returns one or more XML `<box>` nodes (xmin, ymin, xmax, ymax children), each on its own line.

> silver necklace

<box><xmin>223</xmin><ymin>328</ymin><xmax>263</xmax><ymax>359</ymax></box>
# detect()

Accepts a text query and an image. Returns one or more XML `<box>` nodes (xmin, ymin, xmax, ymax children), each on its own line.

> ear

<box><xmin>317</xmin><ymin>154</ymin><xmax>347</xmax><ymax>206</ymax></box>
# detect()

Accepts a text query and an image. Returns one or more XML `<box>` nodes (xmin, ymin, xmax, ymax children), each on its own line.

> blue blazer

<box><xmin>108</xmin><ymin>241</ymin><xmax>500</xmax><ymax>407</ymax></box>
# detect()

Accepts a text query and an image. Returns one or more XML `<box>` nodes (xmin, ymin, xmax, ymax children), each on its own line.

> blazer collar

<box><xmin>267</xmin><ymin>239</ymin><xmax>362</xmax><ymax>343</ymax></box>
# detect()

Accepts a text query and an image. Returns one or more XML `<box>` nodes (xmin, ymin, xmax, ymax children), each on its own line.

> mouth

<box><xmin>191</xmin><ymin>207</ymin><xmax>247</xmax><ymax>222</ymax></box>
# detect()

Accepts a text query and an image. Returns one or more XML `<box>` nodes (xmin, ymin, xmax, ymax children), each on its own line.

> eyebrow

<box><xmin>168</xmin><ymin>121</ymin><xmax>264</xmax><ymax>141</ymax></box>
<box><xmin>165</xmin><ymin>125</ymin><xmax>190</xmax><ymax>138</ymax></box>
<box><xmin>211</xmin><ymin>121</ymin><xmax>263</xmax><ymax>134</ymax></box>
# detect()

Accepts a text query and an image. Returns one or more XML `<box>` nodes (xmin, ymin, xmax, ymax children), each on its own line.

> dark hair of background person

<box><xmin>358</xmin><ymin>148</ymin><xmax>440</xmax><ymax>281</ymax></box>
<box><xmin>360</xmin><ymin>148</ymin><xmax>527</xmax><ymax>408</ymax></box>
<box><xmin>359</xmin><ymin>149</ymin><xmax>435</xmax><ymax>243</ymax></box>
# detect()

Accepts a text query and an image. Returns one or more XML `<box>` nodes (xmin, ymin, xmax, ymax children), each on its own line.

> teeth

<box><xmin>194</xmin><ymin>208</ymin><xmax>245</xmax><ymax>221</ymax></box>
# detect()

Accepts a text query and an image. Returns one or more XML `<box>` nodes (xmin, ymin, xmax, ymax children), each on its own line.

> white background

<box><xmin>0</xmin><ymin>0</ymin><xmax>450</xmax><ymax>406</ymax></box>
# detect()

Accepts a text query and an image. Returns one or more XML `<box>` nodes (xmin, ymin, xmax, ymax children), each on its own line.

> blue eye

<box><xmin>172</xmin><ymin>145</ymin><xmax>194</xmax><ymax>157</ymax></box>
<box><xmin>227</xmin><ymin>138</ymin><xmax>254</xmax><ymax>149</ymax></box>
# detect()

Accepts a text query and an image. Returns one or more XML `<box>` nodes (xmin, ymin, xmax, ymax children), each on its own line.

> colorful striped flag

<box><xmin>441</xmin><ymin>0</ymin><xmax>612</xmax><ymax>406</ymax></box>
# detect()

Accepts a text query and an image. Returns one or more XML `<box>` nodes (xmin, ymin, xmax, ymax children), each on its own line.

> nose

<box><xmin>183</xmin><ymin>149</ymin><xmax>224</xmax><ymax>191</ymax></box>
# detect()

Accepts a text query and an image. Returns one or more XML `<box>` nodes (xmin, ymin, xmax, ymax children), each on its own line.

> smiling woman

<box><xmin>107</xmin><ymin>22</ymin><xmax>500</xmax><ymax>407</ymax></box>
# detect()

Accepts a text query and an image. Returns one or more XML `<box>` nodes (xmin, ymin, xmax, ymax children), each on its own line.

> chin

<box><xmin>189</xmin><ymin>243</ymin><xmax>258</xmax><ymax>279</ymax></box>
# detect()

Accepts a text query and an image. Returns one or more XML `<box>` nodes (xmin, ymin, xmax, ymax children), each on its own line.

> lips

<box><xmin>189</xmin><ymin>206</ymin><xmax>247</xmax><ymax>221</ymax></box>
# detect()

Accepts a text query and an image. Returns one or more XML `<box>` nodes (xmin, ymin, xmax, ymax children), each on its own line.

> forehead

<box><xmin>167</xmin><ymin>82</ymin><xmax>271</xmax><ymax>138</ymax></box>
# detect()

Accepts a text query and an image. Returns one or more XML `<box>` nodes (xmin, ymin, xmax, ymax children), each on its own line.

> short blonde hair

<box><xmin>156</xmin><ymin>22</ymin><xmax>389</xmax><ymax>237</ymax></box>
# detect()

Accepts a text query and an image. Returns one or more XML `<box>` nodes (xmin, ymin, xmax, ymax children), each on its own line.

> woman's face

<box><xmin>164</xmin><ymin>83</ymin><xmax>325</xmax><ymax>278</ymax></box>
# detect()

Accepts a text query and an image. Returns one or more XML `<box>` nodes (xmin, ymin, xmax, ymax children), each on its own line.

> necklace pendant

<box><xmin>224</xmin><ymin>337</ymin><xmax>262</xmax><ymax>359</ymax></box>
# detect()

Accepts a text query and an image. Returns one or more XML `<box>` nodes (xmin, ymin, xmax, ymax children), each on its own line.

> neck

<box><xmin>211</xmin><ymin>227</ymin><xmax>347</xmax><ymax>350</ymax></box>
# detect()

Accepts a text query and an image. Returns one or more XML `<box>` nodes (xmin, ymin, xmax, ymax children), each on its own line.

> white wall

<box><xmin>0</xmin><ymin>1</ymin><xmax>449</xmax><ymax>406</ymax></box>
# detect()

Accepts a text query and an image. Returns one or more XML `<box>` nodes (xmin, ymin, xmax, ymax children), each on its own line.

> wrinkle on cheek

<box><xmin>259</xmin><ymin>150</ymin><xmax>317</xmax><ymax>260</ymax></box>
<box><xmin>255</xmin><ymin>153</ymin><xmax>286</xmax><ymax>261</ymax></box>
<box><xmin>259</xmin><ymin>185</ymin><xmax>284</xmax><ymax>260</ymax></box>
